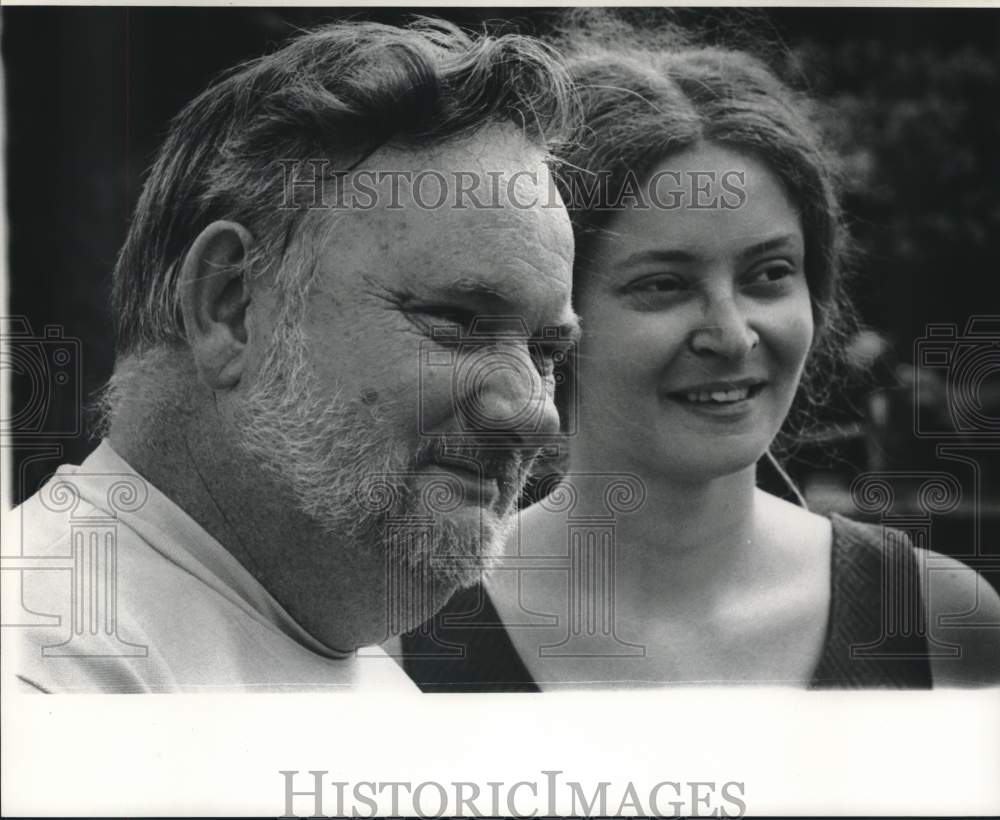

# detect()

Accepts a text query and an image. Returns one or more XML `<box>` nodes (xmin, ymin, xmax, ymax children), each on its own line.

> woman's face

<box><xmin>572</xmin><ymin>143</ymin><xmax>814</xmax><ymax>481</ymax></box>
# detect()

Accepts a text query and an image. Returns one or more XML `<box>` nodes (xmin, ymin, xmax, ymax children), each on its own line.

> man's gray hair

<box><xmin>112</xmin><ymin>17</ymin><xmax>576</xmax><ymax>358</ymax></box>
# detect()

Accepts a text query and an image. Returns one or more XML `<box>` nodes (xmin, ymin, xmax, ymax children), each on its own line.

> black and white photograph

<box><xmin>2</xmin><ymin>2</ymin><xmax>999</xmax><ymax>816</ymax></box>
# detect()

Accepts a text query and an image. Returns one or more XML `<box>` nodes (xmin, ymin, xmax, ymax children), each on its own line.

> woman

<box><xmin>401</xmin><ymin>33</ymin><xmax>1000</xmax><ymax>688</ymax></box>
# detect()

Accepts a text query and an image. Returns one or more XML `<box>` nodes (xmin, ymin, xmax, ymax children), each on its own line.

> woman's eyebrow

<box><xmin>617</xmin><ymin>235</ymin><xmax>802</xmax><ymax>270</ymax></box>
<box><xmin>618</xmin><ymin>248</ymin><xmax>697</xmax><ymax>268</ymax></box>
<box><xmin>735</xmin><ymin>235</ymin><xmax>802</xmax><ymax>263</ymax></box>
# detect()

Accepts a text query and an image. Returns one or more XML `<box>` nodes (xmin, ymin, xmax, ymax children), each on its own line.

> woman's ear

<box><xmin>179</xmin><ymin>220</ymin><xmax>255</xmax><ymax>390</ymax></box>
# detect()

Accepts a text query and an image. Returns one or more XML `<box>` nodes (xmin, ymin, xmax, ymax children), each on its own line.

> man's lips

<box><xmin>422</xmin><ymin>454</ymin><xmax>524</xmax><ymax>508</ymax></box>
<box><xmin>435</xmin><ymin>464</ymin><xmax>499</xmax><ymax>503</ymax></box>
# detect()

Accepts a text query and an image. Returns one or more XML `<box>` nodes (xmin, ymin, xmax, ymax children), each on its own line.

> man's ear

<box><xmin>179</xmin><ymin>220</ymin><xmax>255</xmax><ymax>390</ymax></box>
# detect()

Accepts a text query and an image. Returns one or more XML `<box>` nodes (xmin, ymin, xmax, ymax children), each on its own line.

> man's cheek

<box><xmin>417</xmin><ymin>358</ymin><xmax>464</xmax><ymax>435</ymax></box>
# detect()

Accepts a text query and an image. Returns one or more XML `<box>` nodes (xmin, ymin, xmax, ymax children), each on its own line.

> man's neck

<box><xmin>108</xmin><ymin>388</ymin><xmax>387</xmax><ymax>654</ymax></box>
<box><xmin>109</xmin><ymin>390</ymin><xmax>260</xmax><ymax>574</ymax></box>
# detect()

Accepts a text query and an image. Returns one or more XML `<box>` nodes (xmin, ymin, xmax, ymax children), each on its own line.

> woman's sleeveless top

<box><xmin>401</xmin><ymin>514</ymin><xmax>933</xmax><ymax>690</ymax></box>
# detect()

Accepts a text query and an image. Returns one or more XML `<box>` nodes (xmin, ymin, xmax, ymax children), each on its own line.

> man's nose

<box><xmin>455</xmin><ymin>344</ymin><xmax>561</xmax><ymax>439</ymax></box>
<box><xmin>687</xmin><ymin>292</ymin><xmax>760</xmax><ymax>360</ymax></box>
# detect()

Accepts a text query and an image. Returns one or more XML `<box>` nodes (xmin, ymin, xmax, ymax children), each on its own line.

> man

<box><xmin>6</xmin><ymin>19</ymin><xmax>579</xmax><ymax>692</ymax></box>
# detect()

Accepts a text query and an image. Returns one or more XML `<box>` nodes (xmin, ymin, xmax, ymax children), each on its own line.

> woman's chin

<box><xmin>640</xmin><ymin>442</ymin><xmax>767</xmax><ymax>484</ymax></box>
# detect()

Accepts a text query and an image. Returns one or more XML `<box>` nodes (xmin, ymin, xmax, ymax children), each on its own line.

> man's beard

<box><xmin>232</xmin><ymin>317</ymin><xmax>526</xmax><ymax>618</ymax></box>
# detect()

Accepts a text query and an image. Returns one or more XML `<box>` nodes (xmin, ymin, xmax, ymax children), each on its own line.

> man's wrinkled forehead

<box><xmin>324</xmin><ymin>126</ymin><xmax>574</xmax><ymax>294</ymax></box>
<box><xmin>359</xmin><ymin>127</ymin><xmax>564</xmax><ymax>219</ymax></box>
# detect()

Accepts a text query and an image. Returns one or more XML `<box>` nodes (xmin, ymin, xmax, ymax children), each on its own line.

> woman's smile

<box><xmin>574</xmin><ymin>142</ymin><xmax>814</xmax><ymax>479</ymax></box>
<box><xmin>663</xmin><ymin>379</ymin><xmax>768</xmax><ymax>419</ymax></box>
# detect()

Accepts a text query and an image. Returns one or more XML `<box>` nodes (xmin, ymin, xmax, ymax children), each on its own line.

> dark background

<box><xmin>4</xmin><ymin>7</ymin><xmax>1000</xmax><ymax>585</ymax></box>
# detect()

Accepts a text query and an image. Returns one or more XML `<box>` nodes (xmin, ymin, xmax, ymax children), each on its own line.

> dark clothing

<box><xmin>808</xmin><ymin>515</ymin><xmax>933</xmax><ymax>688</ymax></box>
<box><xmin>401</xmin><ymin>514</ymin><xmax>933</xmax><ymax>690</ymax></box>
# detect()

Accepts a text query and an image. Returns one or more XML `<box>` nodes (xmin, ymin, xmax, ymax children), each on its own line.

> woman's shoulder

<box><xmin>828</xmin><ymin>513</ymin><xmax>1000</xmax><ymax>686</ymax></box>
<box><xmin>756</xmin><ymin>489</ymin><xmax>833</xmax><ymax>553</ymax></box>
<box><xmin>917</xmin><ymin>544</ymin><xmax>1000</xmax><ymax>686</ymax></box>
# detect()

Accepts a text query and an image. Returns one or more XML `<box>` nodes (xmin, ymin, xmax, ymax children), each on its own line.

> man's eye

<box><xmin>421</xmin><ymin>306</ymin><xmax>476</xmax><ymax>332</ymax></box>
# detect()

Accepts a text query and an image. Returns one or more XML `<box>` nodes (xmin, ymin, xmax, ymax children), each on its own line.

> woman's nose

<box><xmin>686</xmin><ymin>293</ymin><xmax>760</xmax><ymax>360</ymax></box>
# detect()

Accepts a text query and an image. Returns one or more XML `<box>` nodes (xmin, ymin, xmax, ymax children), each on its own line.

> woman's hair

<box><xmin>552</xmin><ymin>17</ymin><xmax>859</xmax><ymax>448</ymax></box>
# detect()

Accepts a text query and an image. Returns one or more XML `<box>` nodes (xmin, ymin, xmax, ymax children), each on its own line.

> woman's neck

<box><xmin>561</xmin><ymin>448</ymin><xmax>760</xmax><ymax>610</ymax></box>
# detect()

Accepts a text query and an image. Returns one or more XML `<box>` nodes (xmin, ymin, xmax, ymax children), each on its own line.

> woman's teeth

<box><xmin>683</xmin><ymin>387</ymin><xmax>750</xmax><ymax>403</ymax></box>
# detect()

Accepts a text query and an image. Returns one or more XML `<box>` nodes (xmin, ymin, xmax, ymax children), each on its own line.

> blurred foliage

<box><xmin>786</xmin><ymin>31</ymin><xmax>1000</xmax><ymax>351</ymax></box>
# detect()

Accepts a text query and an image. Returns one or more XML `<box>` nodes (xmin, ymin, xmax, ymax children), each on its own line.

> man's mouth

<box><xmin>422</xmin><ymin>449</ymin><xmax>525</xmax><ymax>510</ymax></box>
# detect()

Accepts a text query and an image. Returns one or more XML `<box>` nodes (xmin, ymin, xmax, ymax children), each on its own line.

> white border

<box><xmin>4</xmin><ymin>690</ymin><xmax>1000</xmax><ymax>816</ymax></box>
<box><xmin>2</xmin><ymin>4</ymin><xmax>999</xmax><ymax>817</ymax></box>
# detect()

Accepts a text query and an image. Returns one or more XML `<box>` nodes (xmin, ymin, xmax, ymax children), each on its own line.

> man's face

<box><xmin>234</xmin><ymin>126</ymin><xmax>577</xmax><ymax>641</ymax></box>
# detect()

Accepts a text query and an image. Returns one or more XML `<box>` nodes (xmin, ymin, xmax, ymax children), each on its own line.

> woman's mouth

<box><xmin>665</xmin><ymin>381</ymin><xmax>766</xmax><ymax>411</ymax></box>
<box><xmin>679</xmin><ymin>383</ymin><xmax>764</xmax><ymax>403</ymax></box>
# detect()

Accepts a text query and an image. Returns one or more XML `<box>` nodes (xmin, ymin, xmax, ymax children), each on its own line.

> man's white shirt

<box><xmin>3</xmin><ymin>442</ymin><xmax>416</xmax><ymax>693</ymax></box>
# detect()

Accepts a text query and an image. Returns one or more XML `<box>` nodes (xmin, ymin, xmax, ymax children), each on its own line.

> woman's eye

<box><xmin>627</xmin><ymin>275</ymin><xmax>685</xmax><ymax>294</ymax></box>
<box><xmin>746</xmin><ymin>262</ymin><xmax>797</xmax><ymax>286</ymax></box>
<box><xmin>620</xmin><ymin>274</ymin><xmax>688</xmax><ymax>310</ymax></box>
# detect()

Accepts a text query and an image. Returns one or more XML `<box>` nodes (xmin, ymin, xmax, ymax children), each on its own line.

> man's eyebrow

<box><xmin>425</xmin><ymin>279</ymin><xmax>519</xmax><ymax>312</ymax></box>
<box><xmin>414</xmin><ymin>280</ymin><xmax>581</xmax><ymax>341</ymax></box>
